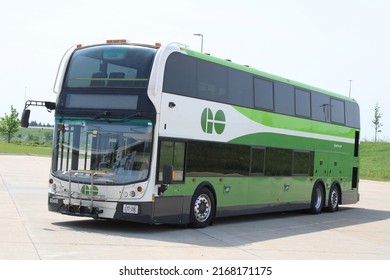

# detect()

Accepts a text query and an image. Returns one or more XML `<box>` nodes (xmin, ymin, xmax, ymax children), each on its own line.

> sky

<box><xmin>1</xmin><ymin>0</ymin><xmax>389</xmax><ymax>141</ymax></box>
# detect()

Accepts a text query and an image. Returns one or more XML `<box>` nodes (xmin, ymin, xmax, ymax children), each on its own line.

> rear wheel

<box><xmin>327</xmin><ymin>185</ymin><xmax>340</xmax><ymax>212</ymax></box>
<box><xmin>190</xmin><ymin>188</ymin><xmax>215</xmax><ymax>228</ymax></box>
<box><xmin>309</xmin><ymin>183</ymin><xmax>324</xmax><ymax>214</ymax></box>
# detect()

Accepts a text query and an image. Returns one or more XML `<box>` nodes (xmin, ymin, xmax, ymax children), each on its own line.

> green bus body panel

<box><xmin>230</xmin><ymin>132</ymin><xmax>354</xmax><ymax>154</ymax></box>
<box><xmin>162</xmin><ymin>176</ymin><xmax>313</xmax><ymax>208</ymax></box>
<box><xmin>232</xmin><ymin>106</ymin><xmax>356</xmax><ymax>139</ymax></box>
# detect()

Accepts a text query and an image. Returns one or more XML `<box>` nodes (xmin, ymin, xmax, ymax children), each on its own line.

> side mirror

<box><xmin>162</xmin><ymin>165</ymin><xmax>174</xmax><ymax>184</ymax></box>
<box><xmin>20</xmin><ymin>109</ymin><xmax>31</xmax><ymax>128</ymax></box>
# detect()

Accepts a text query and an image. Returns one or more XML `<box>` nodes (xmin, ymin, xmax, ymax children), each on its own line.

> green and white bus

<box><xmin>22</xmin><ymin>40</ymin><xmax>360</xmax><ymax>228</ymax></box>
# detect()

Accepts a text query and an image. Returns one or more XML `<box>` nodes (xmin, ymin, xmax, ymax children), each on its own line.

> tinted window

<box><xmin>163</xmin><ymin>52</ymin><xmax>197</xmax><ymax>96</ymax></box>
<box><xmin>228</xmin><ymin>68</ymin><xmax>254</xmax><ymax>107</ymax></box>
<box><xmin>163</xmin><ymin>53</ymin><xmax>358</xmax><ymax>129</ymax></box>
<box><xmin>158</xmin><ymin>140</ymin><xmax>186</xmax><ymax>182</ymax></box>
<box><xmin>345</xmin><ymin>101</ymin><xmax>360</xmax><ymax>128</ymax></box>
<box><xmin>274</xmin><ymin>82</ymin><xmax>294</xmax><ymax>115</ymax></box>
<box><xmin>295</xmin><ymin>89</ymin><xmax>311</xmax><ymax>117</ymax></box>
<box><xmin>265</xmin><ymin>148</ymin><xmax>292</xmax><ymax>176</ymax></box>
<box><xmin>311</xmin><ymin>92</ymin><xmax>330</xmax><ymax>122</ymax></box>
<box><xmin>187</xmin><ymin>141</ymin><xmax>250</xmax><ymax>176</ymax></box>
<box><xmin>254</xmin><ymin>78</ymin><xmax>273</xmax><ymax>110</ymax></box>
<box><xmin>65</xmin><ymin>45</ymin><xmax>155</xmax><ymax>89</ymax></box>
<box><xmin>198</xmin><ymin>60</ymin><xmax>228</xmax><ymax>102</ymax></box>
<box><xmin>251</xmin><ymin>148</ymin><xmax>265</xmax><ymax>175</ymax></box>
<box><xmin>293</xmin><ymin>151</ymin><xmax>310</xmax><ymax>175</ymax></box>
<box><xmin>331</xmin><ymin>98</ymin><xmax>345</xmax><ymax>124</ymax></box>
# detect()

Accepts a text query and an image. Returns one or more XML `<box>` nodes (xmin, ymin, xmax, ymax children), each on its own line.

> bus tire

<box><xmin>327</xmin><ymin>184</ymin><xmax>340</xmax><ymax>212</ymax></box>
<box><xmin>190</xmin><ymin>188</ymin><xmax>215</xmax><ymax>228</ymax></box>
<box><xmin>309</xmin><ymin>183</ymin><xmax>324</xmax><ymax>214</ymax></box>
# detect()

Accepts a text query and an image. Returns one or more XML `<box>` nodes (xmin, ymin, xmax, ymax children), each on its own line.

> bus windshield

<box><xmin>52</xmin><ymin>118</ymin><xmax>153</xmax><ymax>185</ymax></box>
<box><xmin>64</xmin><ymin>45</ymin><xmax>156</xmax><ymax>89</ymax></box>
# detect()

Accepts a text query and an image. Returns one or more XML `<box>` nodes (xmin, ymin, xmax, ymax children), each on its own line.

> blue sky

<box><xmin>1</xmin><ymin>0</ymin><xmax>389</xmax><ymax>140</ymax></box>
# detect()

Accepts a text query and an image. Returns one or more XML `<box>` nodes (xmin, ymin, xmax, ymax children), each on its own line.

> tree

<box><xmin>0</xmin><ymin>106</ymin><xmax>20</xmax><ymax>143</ymax></box>
<box><xmin>372</xmin><ymin>102</ymin><xmax>382</xmax><ymax>142</ymax></box>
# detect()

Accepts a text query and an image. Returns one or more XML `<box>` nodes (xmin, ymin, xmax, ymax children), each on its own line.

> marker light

<box><xmin>106</xmin><ymin>39</ymin><xmax>127</xmax><ymax>43</ymax></box>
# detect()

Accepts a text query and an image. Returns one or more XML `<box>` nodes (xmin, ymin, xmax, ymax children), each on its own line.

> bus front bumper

<box><xmin>47</xmin><ymin>193</ymin><xmax>190</xmax><ymax>225</ymax></box>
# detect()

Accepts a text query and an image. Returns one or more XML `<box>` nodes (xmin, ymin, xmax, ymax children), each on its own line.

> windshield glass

<box><xmin>52</xmin><ymin>118</ymin><xmax>153</xmax><ymax>185</ymax></box>
<box><xmin>64</xmin><ymin>45</ymin><xmax>156</xmax><ymax>89</ymax></box>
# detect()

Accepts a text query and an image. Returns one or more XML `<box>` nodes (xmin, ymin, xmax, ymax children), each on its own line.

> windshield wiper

<box><xmin>93</xmin><ymin>111</ymin><xmax>111</xmax><ymax>120</ymax></box>
<box><xmin>92</xmin><ymin>111</ymin><xmax>144</xmax><ymax>122</ymax></box>
<box><xmin>123</xmin><ymin>112</ymin><xmax>142</xmax><ymax>119</ymax></box>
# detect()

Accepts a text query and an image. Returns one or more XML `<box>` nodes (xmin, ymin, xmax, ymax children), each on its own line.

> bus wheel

<box><xmin>309</xmin><ymin>183</ymin><xmax>324</xmax><ymax>214</ymax></box>
<box><xmin>327</xmin><ymin>185</ymin><xmax>340</xmax><ymax>212</ymax></box>
<box><xmin>190</xmin><ymin>188</ymin><xmax>215</xmax><ymax>228</ymax></box>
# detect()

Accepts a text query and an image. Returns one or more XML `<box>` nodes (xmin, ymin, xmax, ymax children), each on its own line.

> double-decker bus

<box><xmin>21</xmin><ymin>40</ymin><xmax>360</xmax><ymax>228</ymax></box>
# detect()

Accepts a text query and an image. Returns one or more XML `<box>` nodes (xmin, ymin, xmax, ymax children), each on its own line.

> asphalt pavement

<box><xmin>1</xmin><ymin>154</ymin><xmax>390</xmax><ymax>260</ymax></box>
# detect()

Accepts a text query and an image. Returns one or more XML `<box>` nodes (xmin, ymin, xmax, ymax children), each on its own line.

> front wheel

<box><xmin>309</xmin><ymin>183</ymin><xmax>324</xmax><ymax>214</ymax></box>
<box><xmin>190</xmin><ymin>188</ymin><xmax>215</xmax><ymax>228</ymax></box>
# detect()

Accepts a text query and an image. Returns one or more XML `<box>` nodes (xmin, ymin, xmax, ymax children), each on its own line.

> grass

<box><xmin>0</xmin><ymin>127</ymin><xmax>53</xmax><ymax>156</ymax></box>
<box><xmin>0</xmin><ymin>141</ymin><xmax>52</xmax><ymax>156</ymax></box>
<box><xmin>359</xmin><ymin>142</ymin><xmax>390</xmax><ymax>181</ymax></box>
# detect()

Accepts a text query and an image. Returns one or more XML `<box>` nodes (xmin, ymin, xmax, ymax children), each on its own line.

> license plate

<box><xmin>123</xmin><ymin>204</ymin><xmax>139</xmax><ymax>214</ymax></box>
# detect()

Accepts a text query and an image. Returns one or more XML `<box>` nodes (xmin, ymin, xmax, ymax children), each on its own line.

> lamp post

<box><xmin>348</xmin><ymin>80</ymin><xmax>352</xmax><ymax>98</ymax></box>
<box><xmin>193</xmin><ymin>33</ymin><xmax>204</xmax><ymax>53</ymax></box>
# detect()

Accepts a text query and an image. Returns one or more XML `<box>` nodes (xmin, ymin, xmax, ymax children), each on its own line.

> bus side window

<box><xmin>158</xmin><ymin>140</ymin><xmax>186</xmax><ymax>183</ymax></box>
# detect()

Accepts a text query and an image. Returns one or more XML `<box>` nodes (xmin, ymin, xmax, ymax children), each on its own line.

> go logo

<box><xmin>81</xmin><ymin>185</ymin><xmax>98</xmax><ymax>195</ymax></box>
<box><xmin>201</xmin><ymin>108</ymin><xmax>226</xmax><ymax>135</ymax></box>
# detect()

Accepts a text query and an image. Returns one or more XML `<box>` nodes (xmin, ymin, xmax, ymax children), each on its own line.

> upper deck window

<box><xmin>64</xmin><ymin>45</ymin><xmax>156</xmax><ymax>89</ymax></box>
<box><xmin>163</xmin><ymin>52</ymin><xmax>360</xmax><ymax>129</ymax></box>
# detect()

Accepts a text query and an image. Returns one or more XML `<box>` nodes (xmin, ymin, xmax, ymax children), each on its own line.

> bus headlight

<box><xmin>49</xmin><ymin>183</ymin><xmax>57</xmax><ymax>194</ymax></box>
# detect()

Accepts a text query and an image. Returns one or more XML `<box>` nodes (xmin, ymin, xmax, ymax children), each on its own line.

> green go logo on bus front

<box><xmin>81</xmin><ymin>185</ymin><xmax>98</xmax><ymax>195</ymax></box>
<box><xmin>201</xmin><ymin>108</ymin><xmax>226</xmax><ymax>135</ymax></box>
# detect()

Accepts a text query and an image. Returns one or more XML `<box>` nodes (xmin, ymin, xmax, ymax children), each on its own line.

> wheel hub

<box><xmin>194</xmin><ymin>194</ymin><xmax>211</xmax><ymax>222</ymax></box>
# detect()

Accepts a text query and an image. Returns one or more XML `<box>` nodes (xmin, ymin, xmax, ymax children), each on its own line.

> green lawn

<box><xmin>0</xmin><ymin>141</ymin><xmax>52</xmax><ymax>156</ymax></box>
<box><xmin>359</xmin><ymin>142</ymin><xmax>390</xmax><ymax>181</ymax></box>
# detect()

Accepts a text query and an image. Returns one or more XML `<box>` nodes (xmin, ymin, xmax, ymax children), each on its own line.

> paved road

<box><xmin>1</xmin><ymin>154</ymin><xmax>389</xmax><ymax>260</ymax></box>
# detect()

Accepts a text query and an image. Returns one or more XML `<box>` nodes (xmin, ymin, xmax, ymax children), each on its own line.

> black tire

<box><xmin>190</xmin><ymin>188</ymin><xmax>215</xmax><ymax>228</ymax></box>
<box><xmin>327</xmin><ymin>185</ymin><xmax>340</xmax><ymax>212</ymax></box>
<box><xmin>309</xmin><ymin>183</ymin><xmax>324</xmax><ymax>214</ymax></box>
